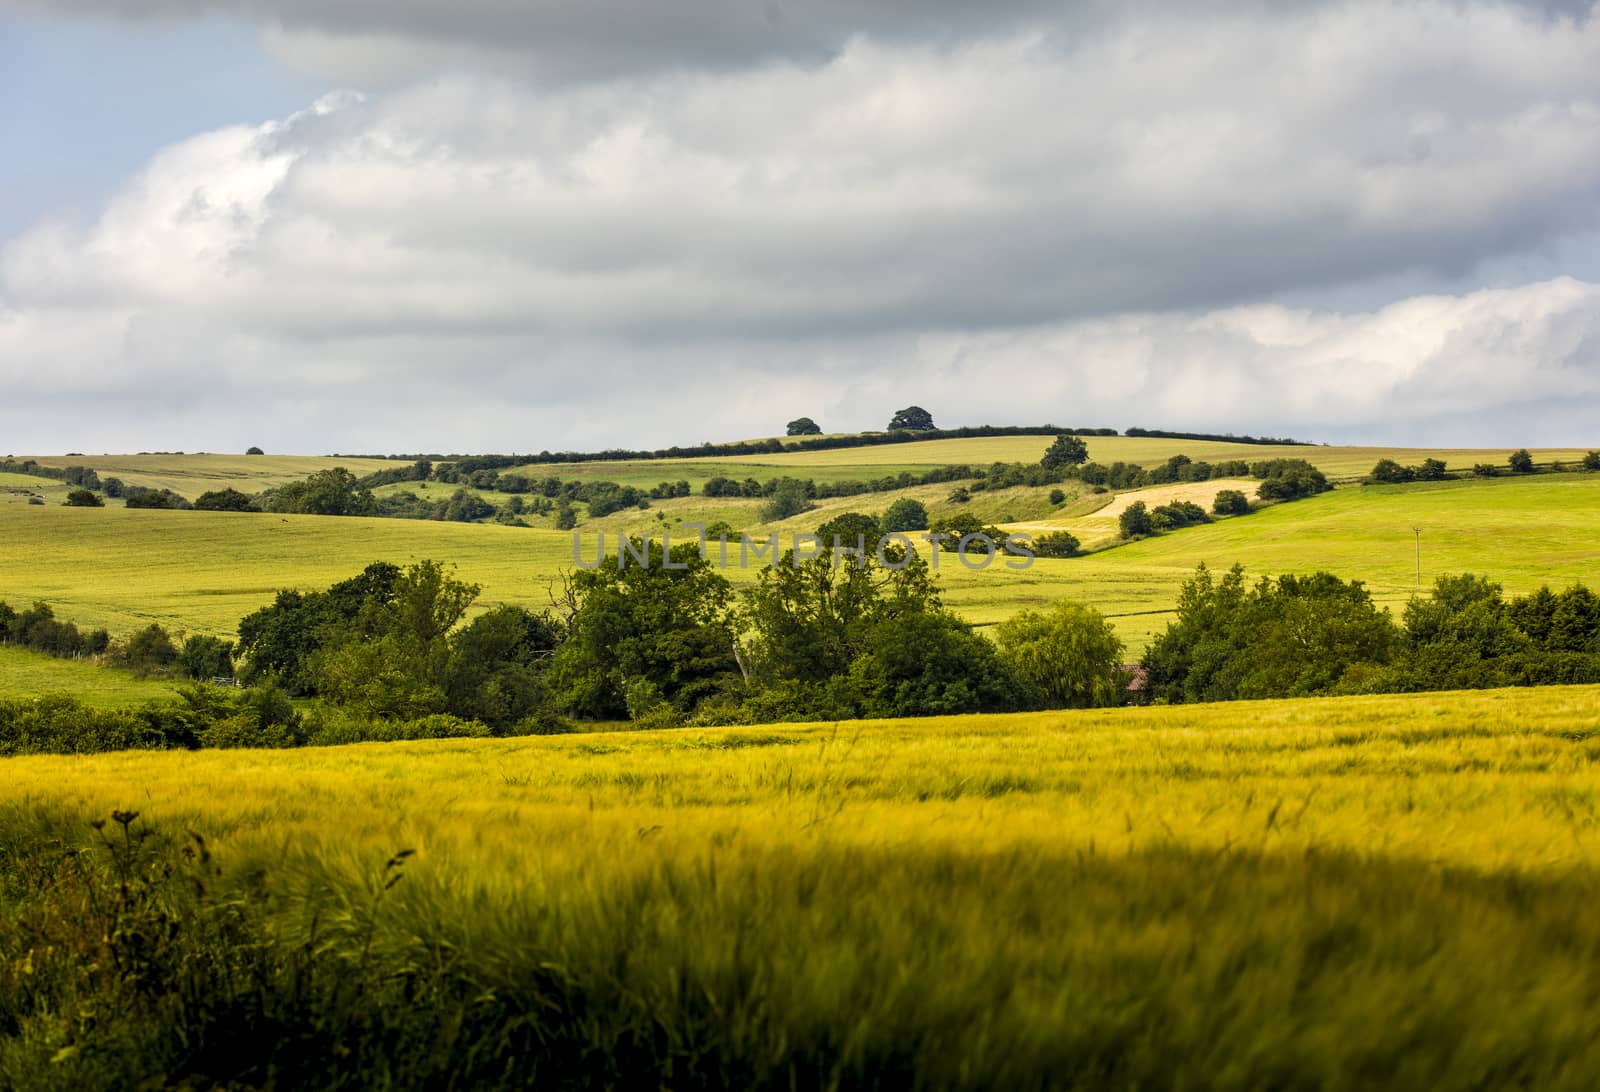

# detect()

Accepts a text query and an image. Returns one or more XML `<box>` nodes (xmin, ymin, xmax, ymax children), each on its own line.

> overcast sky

<box><xmin>3</xmin><ymin>0</ymin><xmax>1599</xmax><ymax>454</ymax></box>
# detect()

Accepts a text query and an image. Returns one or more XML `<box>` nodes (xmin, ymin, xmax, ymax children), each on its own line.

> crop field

<box><xmin>681</xmin><ymin>436</ymin><xmax>1596</xmax><ymax>480</ymax></box>
<box><xmin>5</xmin><ymin>685</ymin><xmax>1600</xmax><ymax>1086</ymax></box>
<box><xmin>5</xmin><ymin>471</ymin><xmax>1599</xmax><ymax>649</ymax></box>
<box><xmin>23</xmin><ymin>453</ymin><xmax>400</xmax><ymax>496</ymax></box>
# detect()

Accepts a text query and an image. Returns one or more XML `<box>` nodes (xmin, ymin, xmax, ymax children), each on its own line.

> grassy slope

<box><xmin>6</xmin><ymin>687</ymin><xmax>1600</xmax><ymax>1086</ymax></box>
<box><xmin>5</xmin><ymin>473</ymin><xmax>1600</xmax><ymax>649</ymax></box>
<box><xmin>682</xmin><ymin>436</ymin><xmax>1596</xmax><ymax>479</ymax></box>
<box><xmin>0</xmin><ymin>646</ymin><xmax>184</xmax><ymax>707</ymax></box>
<box><xmin>24</xmin><ymin>454</ymin><xmax>400</xmax><ymax>497</ymax></box>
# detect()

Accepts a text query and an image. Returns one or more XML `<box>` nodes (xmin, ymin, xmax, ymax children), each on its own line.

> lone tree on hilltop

<box><xmin>1041</xmin><ymin>434</ymin><xmax>1089</xmax><ymax>469</ymax></box>
<box><xmin>786</xmin><ymin>417</ymin><xmax>822</xmax><ymax>436</ymax></box>
<box><xmin>888</xmin><ymin>406</ymin><xmax>935</xmax><ymax>431</ymax></box>
<box><xmin>246</xmin><ymin>446</ymin><xmax>265</xmax><ymax>455</ymax></box>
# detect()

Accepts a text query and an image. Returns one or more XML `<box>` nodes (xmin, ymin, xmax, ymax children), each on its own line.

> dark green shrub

<box><xmin>1212</xmin><ymin>489</ymin><xmax>1250</xmax><ymax>516</ymax></box>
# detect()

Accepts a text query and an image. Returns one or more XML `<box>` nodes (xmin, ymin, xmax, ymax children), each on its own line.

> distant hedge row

<box><xmin>336</xmin><ymin>424</ymin><xmax>1313</xmax><ymax>470</ymax></box>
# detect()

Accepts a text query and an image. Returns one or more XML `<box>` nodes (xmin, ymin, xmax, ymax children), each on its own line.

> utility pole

<box><xmin>1413</xmin><ymin>527</ymin><xmax>1422</xmax><ymax>588</ymax></box>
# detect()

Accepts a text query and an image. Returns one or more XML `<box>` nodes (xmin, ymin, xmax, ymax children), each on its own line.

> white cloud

<box><xmin>3</xmin><ymin>2</ymin><xmax>1599</xmax><ymax>451</ymax></box>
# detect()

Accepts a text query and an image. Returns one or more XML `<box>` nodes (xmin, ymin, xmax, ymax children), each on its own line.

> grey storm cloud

<box><xmin>2</xmin><ymin>0</ymin><xmax>1599</xmax><ymax>452</ymax></box>
<box><xmin>16</xmin><ymin>0</ymin><xmax>1598</xmax><ymax>83</ymax></box>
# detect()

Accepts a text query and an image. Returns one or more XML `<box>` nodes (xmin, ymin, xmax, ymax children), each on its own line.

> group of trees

<box><xmin>1118</xmin><ymin>500</ymin><xmax>1212</xmax><ymax>539</ymax></box>
<box><xmin>230</xmin><ymin>551</ymin><xmax>1132</xmax><ymax>735</ymax></box>
<box><xmin>236</xmin><ymin>561</ymin><xmax>563</xmax><ymax>729</ymax></box>
<box><xmin>357</xmin><ymin>422</ymin><xmax>1314</xmax><ymax>473</ymax></box>
<box><xmin>1371</xmin><ymin>451</ymin><xmax>1600</xmax><ymax>484</ymax></box>
<box><xmin>0</xmin><ymin>600</ymin><xmax>110</xmax><ymax>659</ymax></box>
<box><xmin>1369</xmin><ymin>457</ymin><xmax>1449</xmax><ymax>484</ymax></box>
<box><xmin>1143</xmin><ymin>565</ymin><xmax>1600</xmax><ymax>703</ymax></box>
<box><xmin>0</xmin><ymin>599</ymin><xmax>235</xmax><ymax>680</ymax></box>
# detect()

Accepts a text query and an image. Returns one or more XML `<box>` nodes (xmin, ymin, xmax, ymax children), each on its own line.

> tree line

<box><xmin>312</xmin><ymin>420</ymin><xmax>1312</xmax><ymax>470</ymax></box>
<box><xmin>8</xmin><ymin>551</ymin><xmax>1600</xmax><ymax>756</ymax></box>
<box><xmin>1368</xmin><ymin>450</ymin><xmax>1600</xmax><ymax>483</ymax></box>
<box><xmin>0</xmin><ymin>601</ymin><xmax>233</xmax><ymax>679</ymax></box>
<box><xmin>1143</xmin><ymin>566</ymin><xmax>1600</xmax><ymax>702</ymax></box>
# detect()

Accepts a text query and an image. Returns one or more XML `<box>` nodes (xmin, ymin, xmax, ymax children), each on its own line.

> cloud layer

<box><xmin>3</xmin><ymin>0</ymin><xmax>1599</xmax><ymax>452</ymax></box>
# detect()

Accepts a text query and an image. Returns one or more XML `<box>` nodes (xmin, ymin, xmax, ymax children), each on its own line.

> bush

<box><xmin>994</xmin><ymin>602</ymin><xmax>1125</xmax><ymax>709</ymax></box>
<box><xmin>177</xmin><ymin>635</ymin><xmax>235</xmax><ymax>680</ymax></box>
<box><xmin>125</xmin><ymin>624</ymin><xmax>179</xmax><ymax>675</ymax></box>
<box><xmin>928</xmin><ymin>512</ymin><xmax>1006</xmax><ymax>553</ymax></box>
<box><xmin>195</xmin><ymin>488</ymin><xmax>260</xmax><ymax>512</ymax></box>
<box><xmin>1417</xmin><ymin>458</ymin><xmax>1449</xmax><ymax>481</ymax></box>
<box><xmin>1040</xmin><ymin>434</ymin><xmax>1089</xmax><ymax>469</ymax></box>
<box><xmin>1031</xmin><ymin>531</ymin><xmax>1080</xmax><ymax>558</ymax></box>
<box><xmin>307</xmin><ymin>713</ymin><xmax>492</xmax><ymax>746</ymax></box>
<box><xmin>1150</xmin><ymin>501</ymin><xmax>1209</xmax><ymax>530</ymax></box>
<box><xmin>844</xmin><ymin>612</ymin><xmax>1021</xmax><ymax>718</ymax></box>
<box><xmin>0</xmin><ymin>694</ymin><xmax>182</xmax><ymax>756</ymax></box>
<box><xmin>1048</xmin><ymin>488</ymin><xmax>1066</xmax><ymax>505</ymax></box>
<box><xmin>881</xmin><ymin>497</ymin><xmax>929</xmax><ymax>533</ymax></box>
<box><xmin>1368</xmin><ymin>459</ymin><xmax>1415</xmax><ymax>484</ymax></box>
<box><xmin>440</xmin><ymin>489</ymin><xmax>496</xmax><ymax>522</ymax></box>
<box><xmin>504</xmin><ymin>710</ymin><xmax>577</xmax><ymax>736</ymax></box>
<box><xmin>1252</xmin><ymin>459</ymin><xmax>1330</xmax><ymax>501</ymax></box>
<box><xmin>1119</xmin><ymin>501</ymin><xmax>1153</xmax><ymax>538</ymax></box>
<box><xmin>124</xmin><ymin>490</ymin><xmax>178</xmax><ymax>509</ymax></box>
<box><xmin>1509</xmin><ymin>449</ymin><xmax>1535</xmax><ymax>473</ymax></box>
<box><xmin>1584</xmin><ymin>452</ymin><xmax>1600</xmax><ymax>471</ymax></box>
<box><xmin>63</xmin><ymin>488</ymin><xmax>104</xmax><ymax>507</ymax></box>
<box><xmin>816</xmin><ymin>512</ymin><xmax>881</xmax><ymax>548</ymax></box>
<box><xmin>1212</xmin><ymin>489</ymin><xmax>1250</xmax><ymax>516</ymax></box>
<box><xmin>760</xmin><ymin>478</ymin><xmax>814</xmax><ymax>522</ymax></box>
<box><xmin>1473</xmin><ymin>464</ymin><xmax>1499</xmax><ymax>477</ymax></box>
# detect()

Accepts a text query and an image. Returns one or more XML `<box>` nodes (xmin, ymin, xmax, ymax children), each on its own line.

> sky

<box><xmin>2</xmin><ymin>1</ymin><xmax>1598</xmax><ymax>455</ymax></box>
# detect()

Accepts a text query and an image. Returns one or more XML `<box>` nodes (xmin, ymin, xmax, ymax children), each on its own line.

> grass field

<box><xmin>0</xmin><ymin>646</ymin><xmax>184</xmax><ymax>707</ymax></box>
<box><xmin>6</xmin><ymin>685</ymin><xmax>1600</xmax><ymax>1086</ymax></box>
<box><xmin>24</xmin><ymin>453</ymin><xmax>401</xmax><ymax>497</ymax></box>
<box><xmin>20</xmin><ymin>437</ymin><xmax>1595</xmax><ymax>500</ymax></box>
<box><xmin>5</xmin><ymin>472</ymin><xmax>1599</xmax><ymax>650</ymax></box>
<box><xmin>681</xmin><ymin>436</ymin><xmax>1597</xmax><ymax>480</ymax></box>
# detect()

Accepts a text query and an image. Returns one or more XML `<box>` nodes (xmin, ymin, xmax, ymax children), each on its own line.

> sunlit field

<box><xmin>681</xmin><ymin>435</ymin><xmax>1596</xmax><ymax>480</ymax></box>
<box><xmin>5</xmin><ymin>472</ymin><xmax>1599</xmax><ymax>649</ymax></box>
<box><xmin>5</xmin><ymin>686</ymin><xmax>1600</xmax><ymax>1087</ymax></box>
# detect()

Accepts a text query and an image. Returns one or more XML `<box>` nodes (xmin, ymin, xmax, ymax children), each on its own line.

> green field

<box><xmin>24</xmin><ymin>453</ymin><xmax>401</xmax><ymax>496</ymax></box>
<box><xmin>6</xmin><ymin>685</ymin><xmax>1600</xmax><ymax>1086</ymax></box>
<box><xmin>6</xmin><ymin>440</ymin><xmax>1600</xmax><ymax>1086</ymax></box>
<box><xmin>0</xmin><ymin>645</ymin><xmax>186</xmax><ymax>707</ymax></box>
<box><xmin>19</xmin><ymin>437</ymin><xmax>1593</xmax><ymax>501</ymax></box>
<box><xmin>5</xmin><ymin>470</ymin><xmax>1599</xmax><ymax>649</ymax></box>
<box><xmin>679</xmin><ymin>436</ymin><xmax>1595</xmax><ymax>481</ymax></box>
